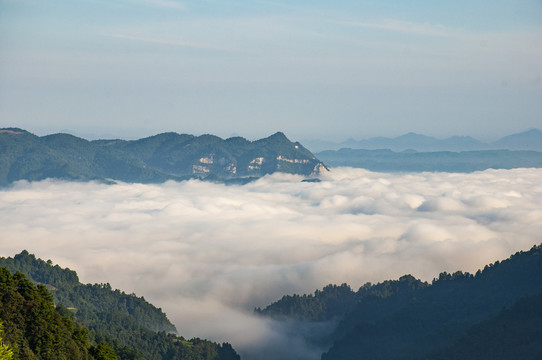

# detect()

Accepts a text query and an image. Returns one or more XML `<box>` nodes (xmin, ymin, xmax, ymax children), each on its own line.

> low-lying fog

<box><xmin>1</xmin><ymin>168</ymin><xmax>541</xmax><ymax>359</ymax></box>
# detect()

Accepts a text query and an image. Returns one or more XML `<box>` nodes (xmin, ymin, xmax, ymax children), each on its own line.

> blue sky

<box><xmin>1</xmin><ymin>0</ymin><xmax>541</xmax><ymax>141</ymax></box>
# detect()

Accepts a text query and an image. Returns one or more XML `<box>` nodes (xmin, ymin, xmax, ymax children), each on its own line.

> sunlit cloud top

<box><xmin>1</xmin><ymin>168</ymin><xmax>541</xmax><ymax>358</ymax></box>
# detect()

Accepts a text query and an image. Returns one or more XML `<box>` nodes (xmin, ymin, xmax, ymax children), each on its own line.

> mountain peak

<box><xmin>0</xmin><ymin>128</ymin><xmax>31</xmax><ymax>135</ymax></box>
<box><xmin>254</xmin><ymin>131</ymin><xmax>292</xmax><ymax>146</ymax></box>
<box><xmin>267</xmin><ymin>131</ymin><xmax>289</xmax><ymax>141</ymax></box>
<box><xmin>396</xmin><ymin>132</ymin><xmax>435</xmax><ymax>140</ymax></box>
<box><xmin>494</xmin><ymin>128</ymin><xmax>542</xmax><ymax>150</ymax></box>
<box><xmin>0</xmin><ymin>128</ymin><xmax>327</xmax><ymax>185</ymax></box>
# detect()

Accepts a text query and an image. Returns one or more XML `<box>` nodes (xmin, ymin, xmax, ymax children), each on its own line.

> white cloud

<box><xmin>1</xmin><ymin>168</ymin><xmax>541</xmax><ymax>359</ymax></box>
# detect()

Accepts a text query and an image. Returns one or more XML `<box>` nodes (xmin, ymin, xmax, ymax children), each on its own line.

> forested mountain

<box><xmin>256</xmin><ymin>283</ymin><xmax>358</xmax><ymax>322</ymax></box>
<box><xmin>0</xmin><ymin>251</ymin><xmax>240</xmax><ymax>360</ymax></box>
<box><xmin>316</xmin><ymin>148</ymin><xmax>542</xmax><ymax>172</ymax></box>
<box><xmin>3</xmin><ymin>246</ymin><xmax>541</xmax><ymax>360</ymax></box>
<box><xmin>257</xmin><ymin>244</ymin><xmax>542</xmax><ymax>360</ymax></box>
<box><xmin>0</xmin><ymin>267</ymin><xmax>118</xmax><ymax>359</ymax></box>
<box><xmin>0</xmin><ymin>128</ymin><xmax>326</xmax><ymax>187</ymax></box>
<box><xmin>256</xmin><ymin>277</ymin><xmax>429</xmax><ymax>323</ymax></box>
<box><xmin>428</xmin><ymin>291</ymin><xmax>542</xmax><ymax>360</ymax></box>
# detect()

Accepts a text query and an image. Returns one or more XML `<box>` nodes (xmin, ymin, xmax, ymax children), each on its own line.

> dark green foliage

<box><xmin>0</xmin><ymin>251</ymin><xmax>176</xmax><ymax>334</ymax></box>
<box><xmin>0</xmin><ymin>129</ymin><xmax>172</xmax><ymax>186</ymax></box>
<box><xmin>0</xmin><ymin>250</ymin><xmax>79</xmax><ymax>288</ymax></box>
<box><xmin>428</xmin><ymin>291</ymin><xmax>542</xmax><ymax>360</ymax></box>
<box><xmin>256</xmin><ymin>276</ymin><xmax>428</xmax><ymax>322</ymax></box>
<box><xmin>89</xmin><ymin>328</ymin><xmax>240</xmax><ymax>360</ymax></box>
<box><xmin>59</xmin><ymin>283</ymin><xmax>177</xmax><ymax>333</ymax></box>
<box><xmin>97</xmin><ymin>131</ymin><xmax>324</xmax><ymax>179</ymax></box>
<box><xmin>257</xmin><ymin>244</ymin><xmax>542</xmax><ymax>360</ymax></box>
<box><xmin>0</xmin><ymin>251</ymin><xmax>240</xmax><ymax>360</ymax></box>
<box><xmin>0</xmin><ymin>268</ymin><xmax>96</xmax><ymax>359</ymax></box>
<box><xmin>319</xmin><ymin>244</ymin><xmax>542</xmax><ymax>360</ymax></box>
<box><xmin>316</xmin><ymin>148</ymin><xmax>542</xmax><ymax>173</ymax></box>
<box><xmin>255</xmin><ymin>283</ymin><xmax>358</xmax><ymax>321</ymax></box>
<box><xmin>0</xmin><ymin>321</ymin><xmax>15</xmax><ymax>359</ymax></box>
<box><xmin>0</xmin><ymin>128</ymin><xmax>326</xmax><ymax>186</ymax></box>
<box><xmin>90</xmin><ymin>343</ymin><xmax>119</xmax><ymax>360</ymax></box>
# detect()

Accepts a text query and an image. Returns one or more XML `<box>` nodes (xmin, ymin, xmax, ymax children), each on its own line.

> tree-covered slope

<box><xmin>255</xmin><ymin>283</ymin><xmax>358</xmax><ymax>322</ymax></box>
<box><xmin>0</xmin><ymin>251</ymin><xmax>240</xmax><ymax>360</ymax></box>
<box><xmin>256</xmin><ymin>276</ymin><xmax>428</xmax><ymax>323</ymax></box>
<box><xmin>322</xmin><ymin>244</ymin><xmax>542</xmax><ymax>360</ymax></box>
<box><xmin>41</xmin><ymin>133</ymin><xmax>173</xmax><ymax>183</ymax></box>
<box><xmin>0</xmin><ymin>267</ymin><xmax>118</xmax><ymax>359</ymax></box>
<box><xmin>0</xmin><ymin>128</ymin><xmax>326</xmax><ymax>186</ymax></box>
<box><xmin>0</xmin><ymin>129</ymin><xmax>173</xmax><ymax>185</ymax></box>
<box><xmin>428</xmin><ymin>290</ymin><xmax>542</xmax><ymax>360</ymax></box>
<box><xmin>0</xmin><ymin>250</ymin><xmax>175</xmax><ymax>334</ymax></box>
<box><xmin>257</xmin><ymin>244</ymin><xmax>542</xmax><ymax>360</ymax></box>
<box><xmin>94</xmin><ymin>131</ymin><xmax>325</xmax><ymax>178</ymax></box>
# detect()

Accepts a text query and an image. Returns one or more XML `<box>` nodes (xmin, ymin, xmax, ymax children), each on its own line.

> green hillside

<box><xmin>0</xmin><ymin>267</ymin><xmax>117</xmax><ymax>359</ymax></box>
<box><xmin>257</xmin><ymin>244</ymin><xmax>542</xmax><ymax>360</ymax></box>
<box><xmin>0</xmin><ymin>251</ymin><xmax>240</xmax><ymax>360</ymax></box>
<box><xmin>0</xmin><ymin>128</ymin><xmax>326</xmax><ymax>186</ymax></box>
<box><xmin>428</xmin><ymin>291</ymin><xmax>542</xmax><ymax>360</ymax></box>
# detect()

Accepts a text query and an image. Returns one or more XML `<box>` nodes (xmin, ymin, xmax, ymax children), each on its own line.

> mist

<box><xmin>1</xmin><ymin>168</ymin><xmax>541</xmax><ymax>359</ymax></box>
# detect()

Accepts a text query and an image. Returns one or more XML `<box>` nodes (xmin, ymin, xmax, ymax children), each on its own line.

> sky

<box><xmin>1</xmin><ymin>0</ymin><xmax>541</xmax><ymax>141</ymax></box>
<box><xmin>1</xmin><ymin>168</ymin><xmax>541</xmax><ymax>359</ymax></box>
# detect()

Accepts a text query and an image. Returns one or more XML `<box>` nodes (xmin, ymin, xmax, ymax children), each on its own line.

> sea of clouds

<box><xmin>1</xmin><ymin>167</ymin><xmax>541</xmax><ymax>359</ymax></box>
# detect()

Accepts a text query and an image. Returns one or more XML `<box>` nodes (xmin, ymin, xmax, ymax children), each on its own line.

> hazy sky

<box><xmin>1</xmin><ymin>0</ymin><xmax>541</xmax><ymax>141</ymax></box>
<box><xmin>1</xmin><ymin>168</ymin><xmax>541</xmax><ymax>359</ymax></box>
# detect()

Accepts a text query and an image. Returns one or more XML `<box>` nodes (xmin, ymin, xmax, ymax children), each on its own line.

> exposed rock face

<box><xmin>0</xmin><ymin>128</ymin><xmax>328</xmax><ymax>185</ymax></box>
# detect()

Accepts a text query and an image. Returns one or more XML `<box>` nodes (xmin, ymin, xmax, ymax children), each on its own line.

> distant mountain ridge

<box><xmin>0</xmin><ymin>128</ymin><xmax>327</xmax><ymax>187</ymax></box>
<box><xmin>316</xmin><ymin>148</ymin><xmax>542</xmax><ymax>173</ymax></box>
<box><xmin>303</xmin><ymin>129</ymin><xmax>542</xmax><ymax>152</ymax></box>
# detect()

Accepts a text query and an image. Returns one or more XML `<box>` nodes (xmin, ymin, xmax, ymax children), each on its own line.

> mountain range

<box><xmin>0</xmin><ymin>128</ymin><xmax>327</xmax><ymax>187</ymax></box>
<box><xmin>315</xmin><ymin>148</ymin><xmax>542</xmax><ymax>173</ymax></box>
<box><xmin>257</xmin><ymin>243</ymin><xmax>542</xmax><ymax>360</ymax></box>
<box><xmin>303</xmin><ymin>129</ymin><xmax>542</xmax><ymax>152</ymax></box>
<box><xmin>2</xmin><ymin>127</ymin><xmax>540</xmax><ymax>186</ymax></box>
